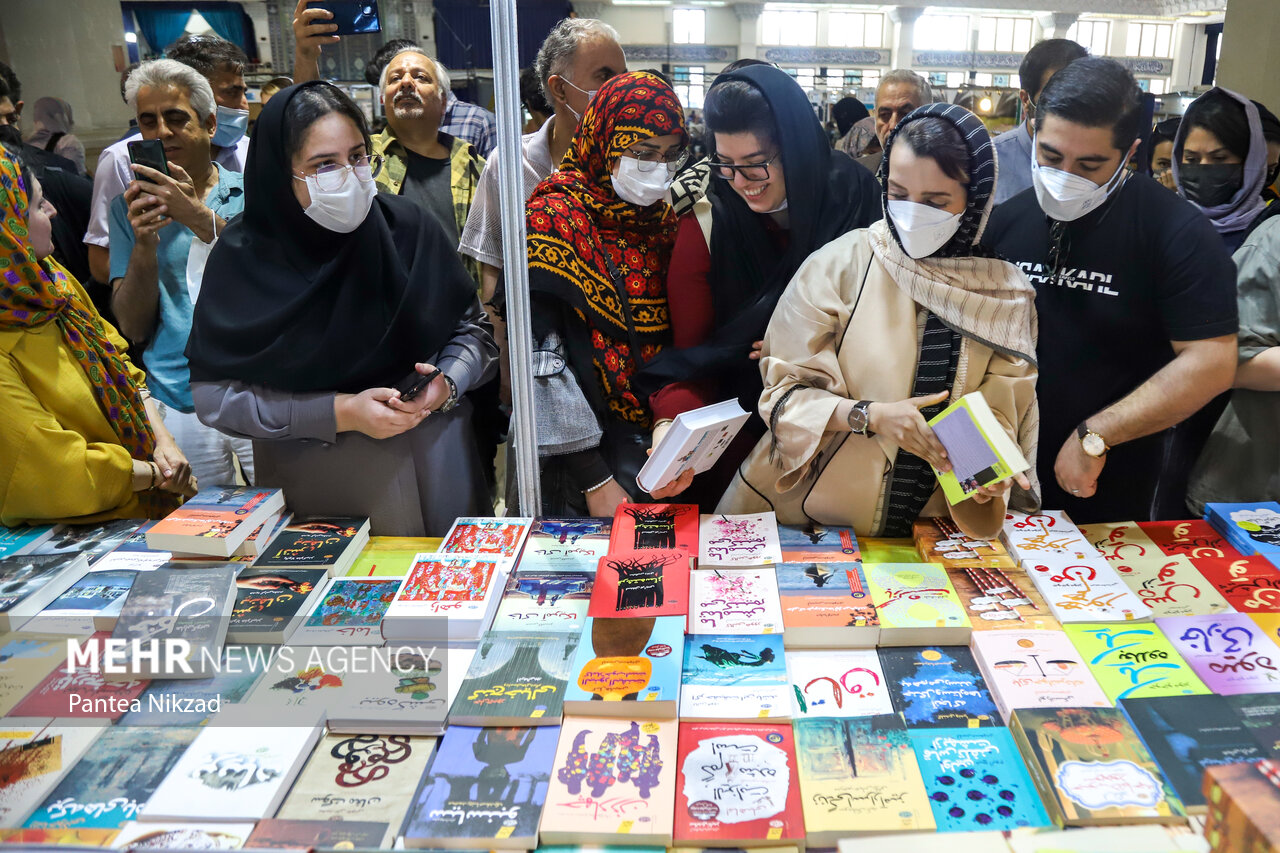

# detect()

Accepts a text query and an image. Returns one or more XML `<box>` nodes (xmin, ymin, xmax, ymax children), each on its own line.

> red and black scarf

<box><xmin>526</xmin><ymin>71</ymin><xmax>685</xmax><ymax>426</ymax></box>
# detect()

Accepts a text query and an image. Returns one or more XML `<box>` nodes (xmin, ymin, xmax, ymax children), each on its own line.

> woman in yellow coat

<box><xmin>0</xmin><ymin>148</ymin><xmax>195</xmax><ymax>526</ymax></box>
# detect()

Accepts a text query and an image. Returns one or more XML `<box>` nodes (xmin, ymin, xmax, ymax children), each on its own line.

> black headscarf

<box><xmin>633</xmin><ymin>64</ymin><xmax>881</xmax><ymax>408</ymax></box>
<box><xmin>186</xmin><ymin>81</ymin><xmax>474</xmax><ymax>394</ymax></box>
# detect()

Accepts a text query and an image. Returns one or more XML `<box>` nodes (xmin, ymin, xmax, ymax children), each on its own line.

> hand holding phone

<box><xmin>393</xmin><ymin>367</ymin><xmax>441</xmax><ymax>403</ymax></box>
<box><xmin>312</xmin><ymin>0</ymin><xmax>382</xmax><ymax>35</ymax></box>
<box><xmin>127</xmin><ymin>139</ymin><xmax>170</xmax><ymax>177</ymax></box>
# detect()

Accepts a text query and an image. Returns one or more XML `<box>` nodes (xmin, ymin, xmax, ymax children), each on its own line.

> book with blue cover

<box><xmin>401</xmin><ymin>725</ymin><xmax>558</xmax><ymax>850</ymax></box>
<box><xmin>22</xmin><ymin>568</ymin><xmax>141</xmax><ymax>635</ymax></box>
<box><xmin>491</xmin><ymin>569</ymin><xmax>593</xmax><ymax>634</ymax></box>
<box><xmin>1205</xmin><ymin>501</ymin><xmax>1280</xmax><ymax>557</ymax></box>
<box><xmin>879</xmin><ymin>646</ymin><xmax>1003</xmax><ymax>728</ymax></box>
<box><xmin>777</xmin><ymin>522</ymin><xmax>862</xmax><ymax>563</ymax></box>
<box><xmin>0</xmin><ymin>525</ymin><xmax>57</xmax><ymax>559</ymax></box>
<box><xmin>23</xmin><ymin>725</ymin><xmax>200</xmax><ymax>829</ymax></box>
<box><xmin>563</xmin><ymin>615</ymin><xmax>683</xmax><ymax>718</ymax></box>
<box><xmin>910</xmin><ymin>727</ymin><xmax>1051</xmax><ymax>832</ymax></box>
<box><xmin>680</xmin><ymin>632</ymin><xmax>789</xmax><ymax>720</ymax></box>
<box><xmin>517</xmin><ymin>517</ymin><xmax>612</xmax><ymax>573</ymax></box>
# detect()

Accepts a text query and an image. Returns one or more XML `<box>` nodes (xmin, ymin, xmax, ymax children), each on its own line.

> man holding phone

<box><xmin>107</xmin><ymin>59</ymin><xmax>253</xmax><ymax>489</ymax></box>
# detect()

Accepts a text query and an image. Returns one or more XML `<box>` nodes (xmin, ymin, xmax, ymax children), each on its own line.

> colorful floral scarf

<box><xmin>0</xmin><ymin>152</ymin><xmax>175</xmax><ymax>514</ymax></box>
<box><xmin>526</xmin><ymin>71</ymin><xmax>685</xmax><ymax>426</ymax></box>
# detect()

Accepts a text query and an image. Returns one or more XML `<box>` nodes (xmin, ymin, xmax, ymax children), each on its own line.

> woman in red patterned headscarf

<box><xmin>525</xmin><ymin>71</ymin><xmax>687</xmax><ymax>516</ymax></box>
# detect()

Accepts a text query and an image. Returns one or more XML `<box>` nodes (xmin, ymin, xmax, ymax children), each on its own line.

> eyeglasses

<box><xmin>293</xmin><ymin>154</ymin><xmax>384</xmax><ymax>192</ymax></box>
<box><xmin>711</xmin><ymin>153</ymin><xmax>780</xmax><ymax>182</ymax></box>
<box><xmin>625</xmin><ymin>146</ymin><xmax>690</xmax><ymax>175</ymax></box>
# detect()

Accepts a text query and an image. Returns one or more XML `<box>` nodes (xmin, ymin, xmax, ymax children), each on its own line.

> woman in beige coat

<box><xmin>719</xmin><ymin>103</ymin><xmax>1038</xmax><ymax>540</ymax></box>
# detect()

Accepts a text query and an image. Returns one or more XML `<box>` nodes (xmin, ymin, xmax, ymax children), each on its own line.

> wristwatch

<box><xmin>847</xmin><ymin>400</ymin><xmax>874</xmax><ymax>436</ymax></box>
<box><xmin>436</xmin><ymin>374</ymin><xmax>459</xmax><ymax>414</ymax></box>
<box><xmin>1077</xmin><ymin>422</ymin><xmax>1109</xmax><ymax>458</ymax></box>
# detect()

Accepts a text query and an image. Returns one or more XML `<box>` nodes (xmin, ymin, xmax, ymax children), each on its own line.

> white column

<box><xmin>1036</xmin><ymin>12</ymin><xmax>1078</xmax><ymax>40</ymax></box>
<box><xmin>888</xmin><ymin>6</ymin><xmax>924</xmax><ymax>71</ymax></box>
<box><xmin>414</xmin><ymin>0</ymin><xmax>438</xmax><ymax>57</ymax></box>
<box><xmin>1168</xmin><ymin>22</ymin><xmax>1201</xmax><ymax>93</ymax></box>
<box><xmin>732</xmin><ymin>2</ymin><xmax>763</xmax><ymax>64</ymax></box>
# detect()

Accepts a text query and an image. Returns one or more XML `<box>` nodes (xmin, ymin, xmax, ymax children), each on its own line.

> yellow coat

<box><xmin>0</xmin><ymin>277</ymin><xmax>146</xmax><ymax>526</ymax></box>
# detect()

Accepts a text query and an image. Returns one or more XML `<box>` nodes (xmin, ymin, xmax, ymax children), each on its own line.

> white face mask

<box><xmin>612</xmin><ymin>156</ymin><xmax>673</xmax><ymax>207</ymax></box>
<box><xmin>1030</xmin><ymin>136</ymin><xmax>1129</xmax><ymax>222</ymax></box>
<box><xmin>300</xmin><ymin>172</ymin><xmax>377</xmax><ymax>233</ymax></box>
<box><xmin>562</xmin><ymin>78</ymin><xmax>598</xmax><ymax>121</ymax></box>
<box><xmin>887</xmin><ymin>199</ymin><xmax>964</xmax><ymax>259</ymax></box>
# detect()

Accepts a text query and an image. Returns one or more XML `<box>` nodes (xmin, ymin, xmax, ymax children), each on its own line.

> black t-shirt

<box><xmin>983</xmin><ymin>174</ymin><xmax>1238</xmax><ymax>522</ymax></box>
<box><xmin>400</xmin><ymin>150</ymin><xmax>457</xmax><ymax>245</ymax></box>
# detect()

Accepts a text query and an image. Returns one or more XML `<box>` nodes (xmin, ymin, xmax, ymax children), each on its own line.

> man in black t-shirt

<box><xmin>983</xmin><ymin>57</ymin><xmax>1238</xmax><ymax>523</ymax></box>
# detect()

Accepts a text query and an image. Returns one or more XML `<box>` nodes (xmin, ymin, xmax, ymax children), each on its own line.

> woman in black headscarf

<box><xmin>186</xmin><ymin>82</ymin><xmax>496</xmax><ymax>535</ymax></box>
<box><xmin>633</xmin><ymin>64</ymin><xmax>880</xmax><ymax>509</ymax></box>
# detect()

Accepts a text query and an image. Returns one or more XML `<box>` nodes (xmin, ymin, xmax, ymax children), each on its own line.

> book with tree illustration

<box><xmin>588</xmin><ymin>549</ymin><xmax>689</xmax><ymax>619</ymax></box>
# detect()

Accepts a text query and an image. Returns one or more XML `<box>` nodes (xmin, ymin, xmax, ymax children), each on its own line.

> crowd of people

<box><xmin>1</xmin><ymin>7</ymin><xmax>1276</xmax><ymax>538</ymax></box>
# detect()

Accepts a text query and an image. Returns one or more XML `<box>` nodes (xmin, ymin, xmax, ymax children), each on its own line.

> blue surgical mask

<box><xmin>211</xmin><ymin>104</ymin><xmax>250</xmax><ymax>148</ymax></box>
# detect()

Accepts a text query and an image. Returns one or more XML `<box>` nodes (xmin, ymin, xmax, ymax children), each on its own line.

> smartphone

<box><xmin>394</xmin><ymin>367</ymin><xmax>441</xmax><ymax>403</ymax></box>
<box><xmin>313</xmin><ymin>0</ymin><xmax>381</xmax><ymax>35</ymax></box>
<box><xmin>127</xmin><ymin>139</ymin><xmax>170</xmax><ymax>177</ymax></box>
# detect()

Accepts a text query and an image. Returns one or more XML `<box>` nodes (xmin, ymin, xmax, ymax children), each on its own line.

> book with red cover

<box><xmin>588</xmin><ymin>549</ymin><xmax>689</xmax><ymax>618</ymax></box>
<box><xmin>1138</xmin><ymin>520</ymin><xmax>1243</xmax><ymax>560</ymax></box>
<box><xmin>10</xmin><ymin>632</ymin><xmax>148</xmax><ymax>719</ymax></box>
<box><xmin>1192</xmin><ymin>556</ymin><xmax>1280</xmax><ymax>613</ymax></box>
<box><xmin>609</xmin><ymin>503</ymin><xmax>698</xmax><ymax>554</ymax></box>
<box><xmin>674</xmin><ymin>721</ymin><xmax>804</xmax><ymax>846</ymax></box>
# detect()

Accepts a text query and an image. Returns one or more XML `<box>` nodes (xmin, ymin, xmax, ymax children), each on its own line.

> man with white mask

<box><xmin>108</xmin><ymin>59</ymin><xmax>253</xmax><ymax>488</ymax></box>
<box><xmin>983</xmin><ymin>57</ymin><xmax>1237</xmax><ymax>522</ymax></box>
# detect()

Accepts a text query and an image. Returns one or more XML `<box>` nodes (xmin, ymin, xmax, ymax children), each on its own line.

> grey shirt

<box><xmin>992</xmin><ymin>123</ymin><xmax>1034</xmax><ymax>206</ymax></box>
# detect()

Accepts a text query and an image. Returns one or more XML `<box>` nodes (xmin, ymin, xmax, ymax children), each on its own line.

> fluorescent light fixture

<box><xmin>612</xmin><ymin>0</ymin><xmax>673</xmax><ymax>5</ymax></box>
<box><xmin>690</xmin><ymin>0</ymin><xmax>728</xmax><ymax>5</ymax></box>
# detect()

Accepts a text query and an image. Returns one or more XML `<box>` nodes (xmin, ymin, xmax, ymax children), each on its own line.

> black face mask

<box><xmin>1267</xmin><ymin>161</ymin><xmax>1280</xmax><ymax>189</ymax></box>
<box><xmin>1179</xmin><ymin>162</ymin><xmax>1244</xmax><ymax>207</ymax></box>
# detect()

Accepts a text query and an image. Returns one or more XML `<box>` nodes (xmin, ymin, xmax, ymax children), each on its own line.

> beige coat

<box><xmin>718</xmin><ymin>228</ymin><xmax>1037</xmax><ymax>540</ymax></box>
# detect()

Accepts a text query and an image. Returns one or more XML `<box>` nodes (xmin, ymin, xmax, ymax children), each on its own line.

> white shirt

<box><xmin>458</xmin><ymin>119</ymin><xmax>556</xmax><ymax>269</ymax></box>
<box><xmin>85</xmin><ymin>134</ymin><xmax>250</xmax><ymax>247</ymax></box>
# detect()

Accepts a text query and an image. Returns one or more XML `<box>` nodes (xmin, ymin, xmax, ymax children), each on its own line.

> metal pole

<box><xmin>488</xmin><ymin>0</ymin><xmax>542</xmax><ymax>516</ymax></box>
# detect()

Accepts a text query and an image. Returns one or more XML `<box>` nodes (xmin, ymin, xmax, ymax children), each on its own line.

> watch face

<box><xmin>1082</xmin><ymin>433</ymin><xmax>1107</xmax><ymax>457</ymax></box>
<box><xmin>849</xmin><ymin>407</ymin><xmax>868</xmax><ymax>432</ymax></box>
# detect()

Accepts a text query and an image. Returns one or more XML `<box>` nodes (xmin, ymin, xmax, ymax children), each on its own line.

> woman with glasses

<box><xmin>718</xmin><ymin>103</ymin><xmax>1038</xmax><ymax>540</ymax></box>
<box><xmin>632</xmin><ymin>64</ymin><xmax>880</xmax><ymax>509</ymax></box>
<box><xmin>525</xmin><ymin>71</ymin><xmax>687</xmax><ymax>516</ymax></box>
<box><xmin>187</xmin><ymin>82</ymin><xmax>497</xmax><ymax>535</ymax></box>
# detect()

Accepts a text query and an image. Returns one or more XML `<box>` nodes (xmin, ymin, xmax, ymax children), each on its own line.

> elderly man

<box><xmin>857</xmin><ymin>69</ymin><xmax>933</xmax><ymax>175</ymax></box>
<box><xmin>86</xmin><ymin>35</ymin><xmax>250</xmax><ymax>287</ymax></box>
<box><xmin>108</xmin><ymin>59</ymin><xmax>252</xmax><ymax>488</ymax></box>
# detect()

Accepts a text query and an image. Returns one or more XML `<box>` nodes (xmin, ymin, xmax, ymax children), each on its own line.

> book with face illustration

<box><xmin>970</xmin><ymin>629</ymin><xmax>1110</xmax><ymax>720</ymax></box>
<box><xmin>786</xmin><ymin>648</ymin><xmax>894</xmax><ymax>719</ymax></box>
<box><xmin>687</xmin><ymin>567</ymin><xmax>783</xmax><ymax>634</ymax></box>
<box><xmin>563</xmin><ymin>616</ymin><xmax>683</xmax><ymax>718</ymax></box>
<box><xmin>589</xmin><ymin>549</ymin><xmax>689</xmax><ymax>619</ymax></box>
<box><xmin>680</xmin><ymin>633</ymin><xmax>789</xmax><ymax>721</ymax></box>
<box><xmin>1065</xmin><ymin>623</ymin><xmax>1209</xmax><ymax>704</ymax></box>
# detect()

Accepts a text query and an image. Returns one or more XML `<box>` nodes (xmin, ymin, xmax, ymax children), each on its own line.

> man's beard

<box><xmin>392</xmin><ymin>92</ymin><xmax>429</xmax><ymax>120</ymax></box>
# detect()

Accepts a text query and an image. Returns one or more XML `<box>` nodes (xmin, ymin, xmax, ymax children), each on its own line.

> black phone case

<box><xmin>394</xmin><ymin>368</ymin><xmax>440</xmax><ymax>402</ymax></box>
<box><xmin>127</xmin><ymin>140</ymin><xmax>170</xmax><ymax>177</ymax></box>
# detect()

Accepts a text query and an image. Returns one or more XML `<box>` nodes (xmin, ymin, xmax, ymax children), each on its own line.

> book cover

<box><xmin>1010</xmin><ymin>707</ymin><xmax>1187</xmax><ymax>826</ymax></box>
<box><xmin>794</xmin><ymin>715</ymin><xmax>935</xmax><ymax>840</ymax></box>
<box><xmin>945</xmin><ymin>563</ymin><xmax>1060</xmax><ymax>631</ymax></box>
<box><xmin>448</xmin><ymin>633</ymin><xmax>578</xmax><ymax>726</ymax></box>
<box><xmin>1201</xmin><ymin>761</ymin><xmax>1280</xmax><ymax>853</ymax></box>
<box><xmin>226</xmin><ymin>567</ymin><xmax>327</xmax><ymax>643</ymax></box>
<box><xmin>1065</xmin><ymin>623</ymin><xmax>1210</xmax><ymax>702</ymax></box>
<box><xmin>0</xmin><ymin>553</ymin><xmax>90</xmax><ymax>631</ymax></box>
<box><xmin>563</xmin><ymin>616</ymin><xmax>683</xmax><ymax>717</ymax></box>
<box><xmin>1225</xmin><ymin>694</ymin><xmax>1280</xmax><ymax>757</ymax></box>
<box><xmin>687</xmin><ymin>567</ymin><xmax>783</xmax><ymax>634</ymax></box>
<box><xmin>609</xmin><ymin>503</ymin><xmax>698</xmax><ymax>554</ymax></box>
<box><xmin>382</xmin><ymin>552</ymin><xmax>508</xmax><ymax>641</ymax></box>
<box><xmin>913</xmin><ymin>517</ymin><xmax>1017</xmax><ymax>569</ymax></box>
<box><xmin>776</xmin><ymin>561</ymin><xmax>879</xmax><ymax>647</ymax></box>
<box><xmin>146</xmin><ymin>487</ymin><xmax>284</xmax><ymax>557</ymax></box>
<box><xmin>1157</xmin><ymin>613</ymin><xmax>1280</xmax><ymax>695</ymax></box>
<box><xmin>0</xmin><ymin>827</ymin><xmax>119</xmax><ymax>846</ymax></box>
<box><xmin>251</xmin><ymin>517</ymin><xmax>369</xmax><ymax>570</ymax></box>
<box><xmin>1078</xmin><ymin>522</ymin><xmax>1161</xmax><ymax>562</ymax></box>
<box><xmin>865</xmin><ymin>562</ymin><xmax>972</xmax><ymax>644</ymax></box>
<box><xmin>673</xmin><ymin>721</ymin><xmax>804</xmax><ymax>846</ymax></box>
<box><xmin>680</xmin><ymin>633</ymin><xmax>789</xmax><ymax>720</ymax></box>
<box><xmin>1111</xmin><ymin>555</ymin><xmax>1233</xmax><ymax>618</ymax></box>
<box><xmin>879</xmin><ymin>645</ymin><xmax>1002</xmax><ymax>728</ymax></box>
<box><xmin>1002</xmin><ymin>511</ymin><xmax>1100</xmax><ymax>562</ymax></box>
<box><xmin>539</xmin><ymin>717</ymin><xmax>677</xmax><ymax>846</ymax></box>
<box><xmin>23</xmin><ymin>725</ymin><xmax>199</xmax><ymax>829</ymax></box>
<box><xmin>1137</xmin><ymin>520</ymin><xmax>1240</xmax><ymax>560</ymax></box>
<box><xmin>1119</xmin><ymin>694</ymin><xmax>1269</xmax><ymax>811</ymax></box>
<box><xmin>348</xmin><ymin>536</ymin><xmax>439</xmax><ymax>577</ymax></box>
<box><xmin>140</xmin><ymin>706</ymin><xmax>324</xmax><ymax>822</ymax></box>
<box><xmin>1191</xmin><ymin>555</ymin><xmax>1280</xmax><ymax>613</ymax></box>
<box><xmin>0</xmin><ymin>634</ymin><xmax>69</xmax><ymax>717</ymax></box>
<box><xmin>401</xmin><ymin>725</ymin><xmax>558</xmax><ymax>849</ymax></box>
<box><xmin>1206</xmin><ymin>502</ymin><xmax>1280</xmax><ymax>556</ymax></box>
<box><xmin>327</xmin><ymin>647</ymin><xmax>472</xmax><ymax>734</ymax></box>
<box><xmin>910</xmin><ymin>727</ymin><xmax>1051</xmax><ymax>832</ymax></box>
<box><xmin>0</xmin><ymin>721</ymin><xmax>105</xmax><ymax>828</ymax></box>
<box><xmin>288</xmin><ymin>575</ymin><xmax>404</xmax><ymax>645</ymax></box>
<box><xmin>110</xmin><ymin>566</ymin><xmax>237</xmax><ymax>678</ymax></box>
<box><xmin>242</xmin><ymin>647</ymin><xmax>348</xmax><ymax>715</ymax></box>
<box><xmin>777</xmin><ymin>521</ymin><xmax>862</xmax><ymax>563</ymax></box>
<box><xmin>1253</xmin><ymin>612</ymin><xmax>1280</xmax><ymax>646</ymax></box>
<box><xmin>32</xmin><ymin>519</ymin><xmax>140</xmax><ymax>564</ymax></box>
<box><xmin>118</xmin><ymin>645</ymin><xmax>268</xmax><ymax>726</ymax></box>
<box><xmin>518</xmin><ymin>517</ymin><xmax>613</xmax><ymax>573</ymax></box>
<box><xmin>698</xmin><ymin>512</ymin><xmax>783</xmax><ymax>566</ymax></box>
<box><xmin>439</xmin><ymin>516</ymin><xmax>535</xmax><ymax>559</ymax></box>
<box><xmin>1024</xmin><ymin>556</ymin><xmax>1150</xmax><ymax>623</ymax></box>
<box><xmin>246</xmin><ymin>818</ymin><xmax>388</xmax><ymax>849</ymax></box>
<box><xmin>927</xmin><ymin>392</ymin><xmax>1029</xmax><ymax>505</ymax></box>
<box><xmin>111</xmin><ymin>821</ymin><xmax>256</xmax><ymax>849</ymax></box>
<box><xmin>636</xmin><ymin>399</ymin><xmax>750</xmax><ymax>494</ymax></box>
<box><xmin>491</xmin><ymin>569</ymin><xmax>594</xmax><ymax>633</ymax></box>
<box><xmin>24</xmin><ymin>566</ymin><xmax>154</xmax><ymax>636</ymax></box>
<box><xmin>11</xmin><ymin>633</ymin><xmax>149</xmax><ymax>719</ymax></box>
<box><xmin>787</xmin><ymin>649</ymin><xmax>894</xmax><ymax>718</ymax></box>
<box><xmin>970</xmin><ymin>630</ymin><xmax>1110</xmax><ymax>719</ymax></box>
<box><xmin>588</xmin><ymin>550</ymin><xmax>689</xmax><ymax>619</ymax></box>
<box><xmin>0</xmin><ymin>525</ymin><xmax>56</xmax><ymax>559</ymax></box>
<box><xmin>277</xmin><ymin>732</ymin><xmax>436</xmax><ymax>846</ymax></box>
